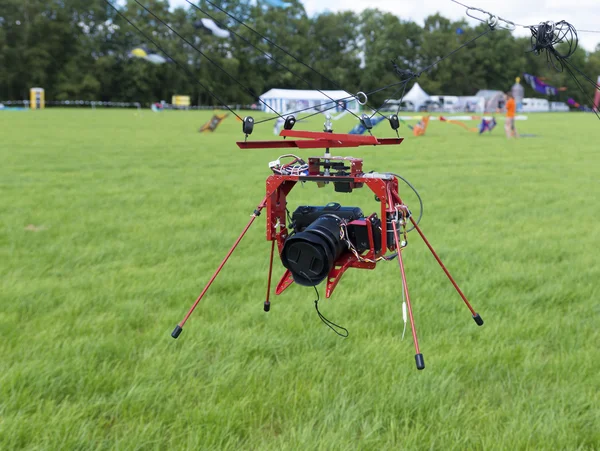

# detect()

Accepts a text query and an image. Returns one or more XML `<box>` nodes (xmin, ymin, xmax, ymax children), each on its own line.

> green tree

<box><xmin>359</xmin><ymin>9</ymin><xmax>423</xmax><ymax>105</ymax></box>
<box><xmin>1</xmin><ymin>1</ymin><xmax>598</xmax><ymax>109</ymax></box>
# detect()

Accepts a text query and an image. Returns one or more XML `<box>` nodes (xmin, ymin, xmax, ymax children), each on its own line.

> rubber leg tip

<box><xmin>171</xmin><ymin>325</ymin><xmax>183</xmax><ymax>339</ymax></box>
<box><xmin>264</xmin><ymin>301</ymin><xmax>271</xmax><ymax>312</ymax></box>
<box><xmin>415</xmin><ymin>353</ymin><xmax>425</xmax><ymax>370</ymax></box>
<box><xmin>473</xmin><ymin>313</ymin><xmax>484</xmax><ymax>326</ymax></box>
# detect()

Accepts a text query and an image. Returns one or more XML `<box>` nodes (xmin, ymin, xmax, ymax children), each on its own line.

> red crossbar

<box><xmin>279</xmin><ymin>129</ymin><xmax>378</xmax><ymax>143</ymax></box>
<box><xmin>236</xmin><ymin>132</ymin><xmax>404</xmax><ymax>150</ymax></box>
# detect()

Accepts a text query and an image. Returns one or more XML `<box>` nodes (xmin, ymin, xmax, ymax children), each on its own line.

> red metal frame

<box><xmin>237</xmin><ymin>129</ymin><xmax>403</xmax><ymax>150</ymax></box>
<box><xmin>265</xmin><ymin>170</ymin><xmax>401</xmax><ymax>298</ymax></box>
<box><xmin>173</xmin><ymin>131</ymin><xmax>483</xmax><ymax>370</ymax></box>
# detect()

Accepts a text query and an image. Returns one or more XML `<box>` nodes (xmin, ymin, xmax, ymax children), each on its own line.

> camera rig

<box><xmin>171</xmin><ymin>120</ymin><xmax>484</xmax><ymax>371</ymax></box>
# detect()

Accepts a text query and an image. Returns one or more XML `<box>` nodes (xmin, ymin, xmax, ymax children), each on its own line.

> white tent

<box><xmin>402</xmin><ymin>82</ymin><xmax>430</xmax><ymax>112</ymax></box>
<box><xmin>475</xmin><ymin>90</ymin><xmax>506</xmax><ymax>113</ymax></box>
<box><xmin>457</xmin><ymin>96</ymin><xmax>486</xmax><ymax>113</ymax></box>
<box><xmin>258</xmin><ymin>88</ymin><xmax>360</xmax><ymax>115</ymax></box>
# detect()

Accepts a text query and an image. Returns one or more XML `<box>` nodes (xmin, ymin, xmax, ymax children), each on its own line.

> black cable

<box><xmin>133</xmin><ymin>0</ymin><xmax>283</xmax><ymax>119</ymax></box>
<box><xmin>313</xmin><ymin>286</ymin><xmax>349</xmax><ymax>338</ymax></box>
<box><xmin>417</xmin><ymin>28</ymin><xmax>493</xmax><ymax>77</ymax></box>
<box><xmin>375</xmin><ymin>27</ymin><xmax>492</xmax><ymax>96</ymax></box>
<box><xmin>255</xmin><ymin>96</ymin><xmax>356</xmax><ymax>125</ymax></box>
<box><xmin>193</xmin><ymin>0</ymin><xmax>387</xmax><ymax>118</ymax></box>
<box><xmin>563</xmin><ymin>58</ymin><xmax>600</xmax><ymax>92</ymax></box>
<box><xmin>103</xmin><ymin>0</ymin><xmax>243</xmax><ymax>120</ymax></box>
<box><xmin>274</xmin><ymin>99</ymin><xmax>356</xmax><ymax>125</ymax></box>
<box><xmin>297</xmin><ymin>271</ymin><xmax>348</xmax><ymax>337</ymax></box>
<box><xmin>562</xmin><ymin>62</ymin><xmax>600</xmax><ymax>119</ymax></box>
<box><xmin>254</xmin><ymin>26</ymin><xmax>493</xmax><ymax>125</ymax></box>
<box><xmin>183</xmin><ymin>0</ymin><xmax>364</xmax><ymax>123</ymax></box>
<box><xmin>529</xmin><ymin>21</ymin><xmax>578</xmax><ymax>72</ymax></box>
<box><xmin>564</xmin><ymin>60</ymin><xmax>600</xmax><ymax>99</ymax></box>
<box><xmin>395</xmin><ymin>79</ymin><xmax>410</xmax><ymax>116</ymax></box>
<box><xmin>390</xmin><ymin>173</ymin><xmax>423</xmax><ymax>232</ymax></box>
<box><xmin>369</xmin><ymin>78</ymin><xmax>411</xmax><ymax>119</ymax></box>
<box><xmin>526</xmin><ymin>20</ymin><xmax>599</xmax><ymax>120</ymax></box>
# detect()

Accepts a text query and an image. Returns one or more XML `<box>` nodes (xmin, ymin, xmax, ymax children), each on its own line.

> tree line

<box><xmin>1</xmin><ymin>0</ymin><xmax>599</xmax><ymax>107</ymax></box>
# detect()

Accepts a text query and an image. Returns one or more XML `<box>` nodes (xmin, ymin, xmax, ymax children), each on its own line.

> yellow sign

<box><xmin>172</xmin><ymin>95</ymin><xmax>191</xmax><ymax>108</ymax></box>
<box><xmin>30</xmin><ymin>87</ymin><xmax>45</xmax><ymax>110</ymax></box>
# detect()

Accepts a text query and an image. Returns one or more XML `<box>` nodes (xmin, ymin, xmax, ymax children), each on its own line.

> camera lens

<box><xmin>281</xmin><ymin>215</ymin><xmax>345</xmax><ymax>286</ymax></box>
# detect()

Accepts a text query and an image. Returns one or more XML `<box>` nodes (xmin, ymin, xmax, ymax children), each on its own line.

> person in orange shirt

<box><xmin>504</xmin><ymin>92</ymin><xmax>518</xmax><ymax>138</ymax></box>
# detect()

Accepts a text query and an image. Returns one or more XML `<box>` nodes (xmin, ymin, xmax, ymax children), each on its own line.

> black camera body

<box><xmin>281</xmin><ymin>202</ymin><xmax>386</xmax><ymax>286</ymax></box>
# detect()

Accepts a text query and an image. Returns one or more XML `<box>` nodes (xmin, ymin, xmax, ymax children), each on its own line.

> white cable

<box><xmin>400</xmin><ymin>249</ymin><xmax>407</xmax><ymax>340</ymax></box>
<box><xmin>450</xmin><ymin>0</ymin><xmax>538</xmax><ymax>30</ymax></box>
<box><xmin>402</xmin><ymin>300</ymin><xmax>407</xmax><ymax>341</ymax></box>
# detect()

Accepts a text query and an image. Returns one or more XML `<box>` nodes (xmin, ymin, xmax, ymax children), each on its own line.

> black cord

<box><xmin>529</xmin><ymin>21</ymin><xmax>578</xmax><ymax>69</ymax></box>
<box><xmin>391</xmin><ymin>60</ymin><xmax>418</xmax><ymax>80</ymax></box>
<box><xmin>370</xmin><ymin>78</ymin><xmax>412</xmax><ymax>119</ymax></box>
<box><xmin>256</xmin><ymin>26</ymin><xmax>492</xmax><ymax>125</ymax></box>
<box><xmin>133</xmin><ymin>0</ymin><xmax>284</xmax><ymax>119</ymax></box>
<box><xmin>395</xmin><ymin>79</ymin><xmax>410</xmax><ymax>116</ymax></box>
<box><xmin>527</xmin><ymin>21</ymin><xmax>599</xmax><ymax>120</ymax></box>
<box><xmin>255</xmin><ymin>97</ymin><xmax>354</xmax><ymax>125</ymax></box>
<box><xmin>370</xmin><ymin>28</ymin><xmax>493</xmax><ymax>98</ymax></box>
<box><xmin>103</xmin><ymin>0</ymin><xmax>243</xmax><ymax>120</ymax></box>
<box><xmin>563</xmin><ymin>58</ymin><xmax>600</xmax><ymax>91</ymax></box>
<box><xmin>183</xmin><ymin>0</ymin><xmax>363</xmax><ymax>123</ymax></box>
<box><xmin>418</xmin><ymin>28</ymin><xmax>493</xmax><ymax>77</ymax></box>
<box><xmin>298</xmin><ymin>271</ymin><xmax>348</xmax><ymax>337</ymax></box>
<box><xmin>562</xmin><ymin>61</ymin><xmax>600</xmax><ymax>120</ymax></box>
<box><xmin>255</xmin><ymin>27</ymin><xmax>490</xmax><ymax>126</ymax></box>
<box><xmin>194</xmin><ymin>0</ymin><xmax>388</xmax><ymax>120</ymax></box>
<box><xmin>390</xmin><ymin>173</ymin><xmax>423</xmax><ymax>232</ymax></box>
<box><xmin>313</xmin><ymin>286</ymin><xmax>349</xmax><ymax>338</ymax></box>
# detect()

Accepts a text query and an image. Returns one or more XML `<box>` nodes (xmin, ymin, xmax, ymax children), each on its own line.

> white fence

<box><xmin>0</xmin><ymin>100</ymin><xmax>258</xmax><ymax>111</ymax></box>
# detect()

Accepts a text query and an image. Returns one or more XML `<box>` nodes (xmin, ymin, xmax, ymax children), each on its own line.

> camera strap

<box><xmin>313</xmin><ymin>286</ymin><xmax>349</xmax><ymax>338</ymax></box>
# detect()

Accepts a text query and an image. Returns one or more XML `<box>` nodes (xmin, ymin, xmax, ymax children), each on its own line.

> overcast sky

<box><xmin>169</xmin><ymin>0</ymin><xmax>600</xmax><ymax>51</ymax></box>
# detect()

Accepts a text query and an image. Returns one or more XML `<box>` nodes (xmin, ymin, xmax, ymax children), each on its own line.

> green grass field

<box><xmin>1</xmin><ymin>108</ymin><xmax>599</xmax><ymax>450</ymax></box>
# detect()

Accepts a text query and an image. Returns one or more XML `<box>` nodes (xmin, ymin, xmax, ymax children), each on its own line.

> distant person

<box><xmin>512</xmin><ymin>76</ymin><xmax>525</xmax><ymax>112</ymax></box>
<box><xmin>504</xmin><ymin>93</ymin><xmax>518</xmax><ymax>139</ymax></box>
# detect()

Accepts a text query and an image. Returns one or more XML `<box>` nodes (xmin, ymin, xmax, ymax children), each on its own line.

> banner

<box><xmin>523</xmin><ymin>73</ymin><xmax>557</xmax><ymax>96</ymax></box>
<box><xmin>567</xmin><ymin>98</ymin><xmax>582</xmax><ymax>109</ymax></box>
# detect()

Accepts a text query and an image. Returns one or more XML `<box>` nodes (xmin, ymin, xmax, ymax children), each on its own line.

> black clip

<box><xmin>389</xmin><ymin>114</ymin><xmax>400</xmax><ymax>137</ymax></box>
<box><xmin>242</xmin><ymin>116</ymin><xmax>254</xmax><ymax>137</ymax></box>
<box><xmin>284</xmin><ymin>115</ymin><xmax>296</xmax><ymax>130</ymax></box>
<box><xmin>360</xmin><ymin>114</ymin><xmax>373</xmax><ymax>130</ymax></box>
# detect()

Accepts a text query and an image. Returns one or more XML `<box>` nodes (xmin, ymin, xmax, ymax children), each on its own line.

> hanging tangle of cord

<box><xmin>530</xmin><ymin>21</ymin><xmax>578</xmax><ymax>70</ymax></box>
<box><xmin>449</xmin><ymin>0</ymin><xmax>600</xmax><ymax>120</ymax></box>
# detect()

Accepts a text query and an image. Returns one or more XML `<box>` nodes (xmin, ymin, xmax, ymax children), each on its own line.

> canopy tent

<box><xmin>402</xmin><ymin>82</ymin><xmax>430</xmax><ymax>111</ymax></box>
<box><xmin>258</xmin><ymin>89</ymin><xmax>360</xmax><ymax>115</ymax></box>
<box><xmin>475</xmin><ymin>90</ymin><xmax>506</xmax><ymax>113</ymax></box>
<box><xmin>456</xmin><ymin>96</ymin><xmax>485</xmax><ymax>113</ymax></box>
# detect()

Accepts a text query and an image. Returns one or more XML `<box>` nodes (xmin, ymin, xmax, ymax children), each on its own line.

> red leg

<box><xmin>264</xmin><ymin>240</ymin><xmax>275</xmax><ymax>312</ymax></box>
<box><xmin>409</xmin><ymin>217</ymin><xmax>484</xmax><ymax>326</ymax></box>
<box><xmin>392</xmin><ymin>219</ymin><xmax>425</xmax><ymax>370</ymax></box>
<box><xmin>172</xmin><ymin>196</ymin><xmax>268</xmax><ymax>338</ymax></box>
